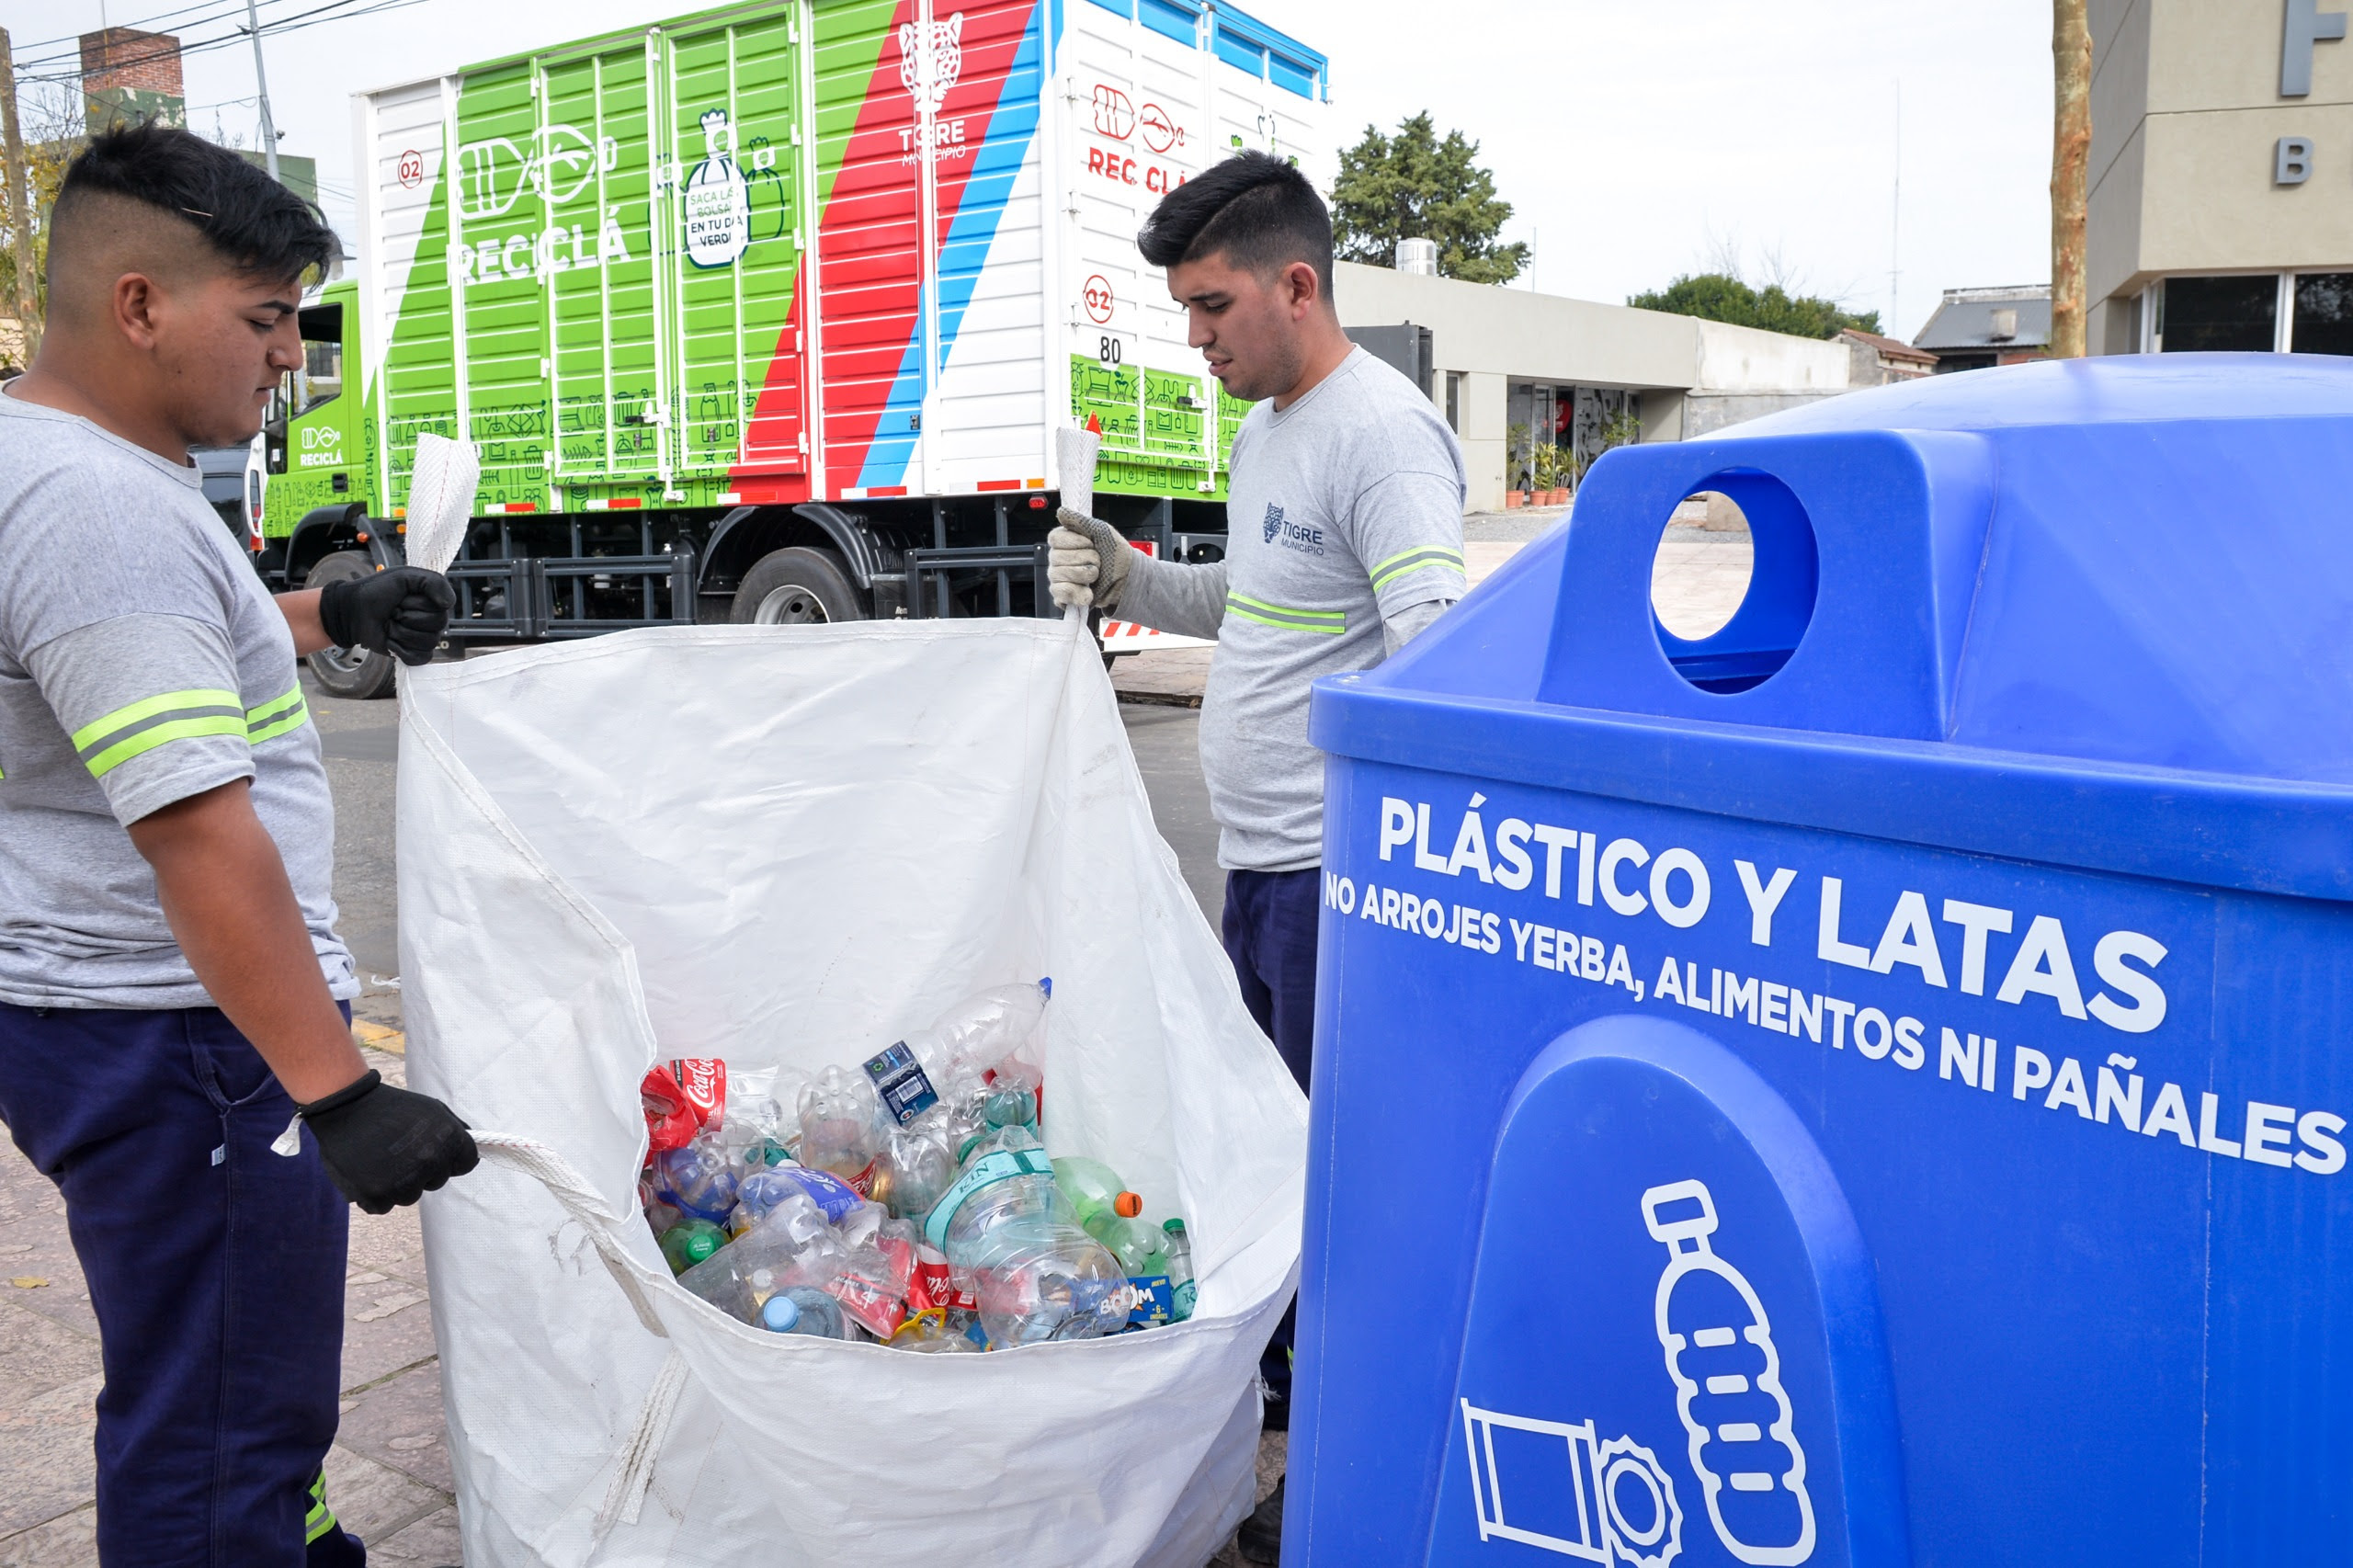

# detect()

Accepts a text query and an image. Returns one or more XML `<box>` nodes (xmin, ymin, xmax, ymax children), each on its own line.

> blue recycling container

<box><xmin>1292</xmin><ymin>356</ymin><xmax>2353</xmax><ymax>1567</ymax></box>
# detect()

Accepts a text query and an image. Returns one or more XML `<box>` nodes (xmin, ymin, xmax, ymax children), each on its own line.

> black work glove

<box><xmin>299</xmin><ymin>1069</ymin><xmax>480</xmax><ymax>1213</ymax></box>
<box><xmin>317</xmin><ymin>566</ymin><xmax>457</xmax><ymax>666</ymax></box>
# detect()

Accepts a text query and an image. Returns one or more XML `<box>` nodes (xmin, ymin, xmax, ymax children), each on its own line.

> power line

<box><xmin>12</xmin><ymin>0</ymin><xmax>305</xmax><ymax>74</ymax></box>
<box><xmin>12</xmin><ymin>0</ymin><xmax>413</xmax><ymax>80</ymax></box>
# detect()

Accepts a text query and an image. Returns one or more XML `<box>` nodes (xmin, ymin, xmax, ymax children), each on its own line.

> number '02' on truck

<box><xmin>254</xmin><ymin>0</ymin><xmax>1330</xmax><ymax>698</ymax></box>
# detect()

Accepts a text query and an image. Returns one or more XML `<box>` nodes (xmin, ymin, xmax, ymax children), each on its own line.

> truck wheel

<box><xmin>732</xmin><ymin>547</ymin><xmax>866</xmax><ymax>625</ymax></box>
<box><xmin>302</xmin><ymin>550</ymin><xmax>397</xmax><ymax>700</ymax></box>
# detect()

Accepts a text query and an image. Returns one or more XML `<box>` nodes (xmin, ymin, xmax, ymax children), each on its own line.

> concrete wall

<box><xmin>2088</xmin><ymin>0</ymin><xmax>2353</xmax><ymax>312</ymax></box>
<box><xmin>1332</xmin><ymin>261</ymin><xmax>1856</xmax><ymax>510</ymax></box>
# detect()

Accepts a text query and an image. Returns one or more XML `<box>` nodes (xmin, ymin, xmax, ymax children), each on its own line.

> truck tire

<box><xmin>303</xmin><ymin>550</ymin><xmax>397</xmax><ymax>700</ymax></box>
<box><xmin>732</xmin><ymin>546</ymin><xmax>866</xmax><ymax>625</ymax></box>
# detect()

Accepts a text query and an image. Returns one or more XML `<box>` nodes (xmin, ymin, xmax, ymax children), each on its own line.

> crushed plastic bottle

<box><xmin>796</xmin><ymin>1065</ymin><xmax>884</xmax><ymax>1195</ymax></box>
<box><xmin>925</xmin><ymin>1144</ymin><xmax>1134</xmax><ymax>1346</ymax></box>
<box><xmin>873</xmin><ymin>1125</ymin><xmax>958</xmax><ymax>1221</ymax></box>
<box><xmin>677</xmin><ymin>1191</ymin><xmax>843</xmax><ymax>1320</ymax></box>
<box><xmin>1052</xmin><ymin>1157</ymin><xmax>1165</xmax><ymax>1274</ymax></box>
<box><xmin>1163</xmin><ymin>1218</ymin><xmax>1196</xmax><ymax>1322</ymax></box>
<box><xmin>651</xmin><ymin>1134</ymin><xmax>740</xmax><ymax>1225</ymax></box>
<box><xmin>733</xmin><ymin>1164</ymin><xmax>863</xmax><ymax>1234</ymax></box>
<box><xmin>761</xmin><ymin>1286</ymin><xmax>849</xmax><ymax>1338</ymax></box>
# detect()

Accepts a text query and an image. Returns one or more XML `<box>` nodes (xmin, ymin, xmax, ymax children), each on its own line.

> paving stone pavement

<box><xmin>0</xmin><ymin>1040</ymin><xmax>458</xmax><ymax>1567</ymax></box>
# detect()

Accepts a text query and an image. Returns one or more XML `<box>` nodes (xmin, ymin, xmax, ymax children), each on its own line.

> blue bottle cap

<box><xmin>760</xmin><ymin>1294</ymin><xmax>801</xmax><ymax>1334</ymax></box>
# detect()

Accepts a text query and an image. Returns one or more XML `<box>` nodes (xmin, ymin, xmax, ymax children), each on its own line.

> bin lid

<box><xmin>1311</xmin><ymin>354</ymin><xmax>2353</xmax><ymax>902</ymax></box>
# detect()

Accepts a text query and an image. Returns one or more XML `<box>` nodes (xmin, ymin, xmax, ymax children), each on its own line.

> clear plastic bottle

<box><xmin>872</xmin><ymin>1125</ymin><xmax>958</xmax><ymax>1221</ymax></box>
<box><xmin>930</xmin><ymin>979</ymin><xmax>1051</xmax><ymax>1080</ymax></box>
<box><xmin>676</xmin><ymin>1191</ymin><xmax>842</xmax><ymax>1320</ymax></box>
<box><xmin>651</xmin><ymin>1134</ymin><xmax>740</xmax><ymax>1226</ymax></box>
<box><xmin>926</xmin><ymin>1145</ymin><xmax>1133</xmax><ymax>1346</ymax></box>
<box><xmin>1162</xmin><ymin>1218</ymin><xmax>1195</xmax><ymax>1322</ymax></box>
<box><xmin>796</xmin><ymin>1065</ymin><xmax>885</xmax><ymax>1194</ymax></box>
<box><xmin>760</xmin><ymin>1286</ymin><xmax>848</xmax><ymax>1338</ymax></box>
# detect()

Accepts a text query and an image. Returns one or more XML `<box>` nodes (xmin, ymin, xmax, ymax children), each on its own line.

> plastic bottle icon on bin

<box><xmin>1460</xmin><ymin>1401</ymin><xmax>1683</xmax><ymax>1566</ymax></box>
<box><xmin>1643</xmin><ymin>1179</ymin><xmax>1816</xmax><ymax>1566</ymax></box>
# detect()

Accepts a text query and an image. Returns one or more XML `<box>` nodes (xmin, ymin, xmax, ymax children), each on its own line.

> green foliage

<box><xmin>1331</xmin><ymin>112</ymin><xmax>1528</xmax><ymax>286</ymax></box>
<box><xmin>1627</xmin><ymin>272</ymin><xmax>1881</xmax><ymax>339</ymax></box>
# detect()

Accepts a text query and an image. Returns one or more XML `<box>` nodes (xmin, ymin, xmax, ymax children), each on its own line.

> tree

<box><xmin>1627</xmin><ymin>273</ymin><xmax>1882</xmax><ymax>339</ymax></box>
<box><xmin>0</xmin><ymin>74</ymin><xmax>82</xmax><ymax>369</ymax></box>
<box><xmin>1330</xmin><ymin>113</ymin><xmax>1528</xmax><ymax>285</ymax></box>
<box><xmin>2050</xmin><ymin>0</ymin><xmax>2091</xmax><ymax>358</ymax></box>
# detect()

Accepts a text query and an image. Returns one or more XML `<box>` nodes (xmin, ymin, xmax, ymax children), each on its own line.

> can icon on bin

<box><xmin>1460</xmin><ymin>1402</ymin><xmax>1682</xmax><ymax>1567</ymax></box>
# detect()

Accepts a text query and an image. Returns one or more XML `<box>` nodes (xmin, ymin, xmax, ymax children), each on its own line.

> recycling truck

<box><xmin>256</xmin><ymin>0</ymin><xmax>1330</xmax><ymax>696</ymax></box>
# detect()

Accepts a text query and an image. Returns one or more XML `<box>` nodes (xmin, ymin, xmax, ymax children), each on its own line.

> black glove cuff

<box><xmin>300</xmin><ymin>1068</ymin><xmax>381</xmax><ymax>1119</ymax></box>
<box><xmin>316</xmin><ymin>576</ymin><xmax>360</xmax><ymax>650</ymax></box>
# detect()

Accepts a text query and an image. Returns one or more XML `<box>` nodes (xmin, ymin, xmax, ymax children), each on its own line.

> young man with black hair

<box><xmin>0</xmin><ymin>123</ymin><xmax>476</xmax><ymax>1565</ymax></box>
<box><xmin>1049</xmin><ymin>150</ymin><xmax>1468</xmax><ymax>1561</ymax></box>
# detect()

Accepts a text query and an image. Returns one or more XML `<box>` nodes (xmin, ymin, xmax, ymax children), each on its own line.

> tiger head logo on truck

<box><xmin>898</xmin><ymin>13</ymin><xmax>964</xmax><ymax>113</ymax></box>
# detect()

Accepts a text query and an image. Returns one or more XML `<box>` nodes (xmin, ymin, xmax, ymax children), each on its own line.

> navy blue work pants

<box><xmin>0</xmin><ymin>1004</ymin><xmax>364</xmax><ymax>1567</ymax></box>
<box><xmin>1222</xmin><ymin>865</ymin><xmax>1321</xmax><ymax>1408</ymax></box>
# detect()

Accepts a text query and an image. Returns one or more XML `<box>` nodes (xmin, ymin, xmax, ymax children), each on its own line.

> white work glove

<box><xmin>1049</xmin><ymin>507</ymin><xmax>1133</xmax><ymax>611</ymax></box>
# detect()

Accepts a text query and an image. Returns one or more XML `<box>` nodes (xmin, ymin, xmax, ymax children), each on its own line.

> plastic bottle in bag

<box><xmin>652</xmin><ymin>1135</ymin><xmax>740</xmax><ymax>1226</ymax></box>
<box><xmin>1052</xmin><ymin>1157</ymin><xmax>1166</xmax><ymax>1274</ymax></box>
<box><xmin>796</xmin><ymin>1065</ymin><xmax>885</xmax><ymax>1194</ymax></box>
<box><xmin>925</xmin><ymin>1145</ymin><xmax>1133</xmax><ymax>1346</ymax></box>
<box><xmin>929</xmin><ymin>979</ymin><xmax>1051</xmax><ymax>1078</ymax></box>
<box><xmin>1162</xmin><ymin>1219</ymin><xmax>1196</xmax><ymax>1322</ymax></box>
<box><xmin>720</xmin><ymin>1064</ymin><xmax>795</xmax><ymax>1173</ymax></box>
<box><xmin>677</xmin><ymin>1189</ymin><xmax>841</xmax><ymax>1320</ymax></box>
<box><xmin>760</xmin><ymin>1286</ymin><xmax>848</xmax><ymax>1338</ymax></box>
<box><xmin>872</xmin><ymin>1123</ymin><xmax>958</xmax><ymax>1221</ymax></box>
<box><xmin>733</xmin><ymin>1164</ymin><xmax>863</xmax><ymax>1234</ymax></box>
<box><xmin>660</xmin><ymin>1219</ymin><xmax>729</xmax><ymax>1276</ymax></box>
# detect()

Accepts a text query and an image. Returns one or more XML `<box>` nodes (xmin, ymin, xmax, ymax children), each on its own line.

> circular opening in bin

<box><xmin>1650</xmin><ymin>472</ymin><xmax>1817</xmax><ymax>695</ymax></box>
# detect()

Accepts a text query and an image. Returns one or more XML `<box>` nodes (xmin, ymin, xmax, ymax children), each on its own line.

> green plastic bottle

<box><xmin>1163</xmin><ymin>1218</ymin><xmax>1196</xmax><ymax>1321</ymax></box>
<box><xmin>659</xmin><ymin>1219</ymin><xmax>727</xmax><ymax>1276</ymax></box>
<box><xmin>1053</xmin><ymin>1157</ymin><xmax>1166</xmax><ymax>1274</ymax></box>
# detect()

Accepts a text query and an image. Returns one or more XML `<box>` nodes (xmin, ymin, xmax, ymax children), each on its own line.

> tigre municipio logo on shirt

<box><xmin>1261</xmin><ymin>502</ymin><xmax>1324</xmax><ymax>556</ymax></box>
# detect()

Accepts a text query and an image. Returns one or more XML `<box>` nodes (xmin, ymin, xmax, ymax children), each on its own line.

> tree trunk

<box><xmin>0</xmin><ymin>28</ymin><xmax>39</xmax><ymax>364</ymax></box>
<box><xmin>2051</xmin><ymin>0</ymin><xmax>2092</xmax><ymax>358</ymax></box>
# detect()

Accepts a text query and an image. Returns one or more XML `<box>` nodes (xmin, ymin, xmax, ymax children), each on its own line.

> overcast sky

<box><xmin>6</xmin><ymin>0</ymin><xmax>2054</xmax><ymax>342</ymax></box>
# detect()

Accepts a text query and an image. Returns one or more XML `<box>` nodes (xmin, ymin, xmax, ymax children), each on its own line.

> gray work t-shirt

<box><xmin>1118</xmin><ymin>347</ymin><xmax>1468</xmax><ymax>870</ymax></box>
<box><xmin>0</xmin><ymin>392</ymin><xmax>355</xmax><ymax>1009</ymax></box>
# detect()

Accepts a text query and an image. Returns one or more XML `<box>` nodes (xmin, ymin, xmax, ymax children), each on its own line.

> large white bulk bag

<box><xmin>393</xmin><ymin>620</ymin><xmax>1306</xmax><ymax>1565</ymax></box>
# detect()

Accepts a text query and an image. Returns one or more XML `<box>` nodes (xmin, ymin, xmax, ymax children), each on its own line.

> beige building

<box><xmin>2090</xmin><ymin>0</ymin><xmax>2353</xmax><ymax>352</ymax></box>
<box><xmin>1334</xmin><ymin>262</ymin><xmax>1891</xmax><ymax>512</ymax></box>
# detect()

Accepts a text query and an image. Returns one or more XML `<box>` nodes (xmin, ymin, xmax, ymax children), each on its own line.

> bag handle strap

<box><xmin>473</xmin><ymin>1131</ymin><xmax>670</xmax><ymax>1339</ymax></box>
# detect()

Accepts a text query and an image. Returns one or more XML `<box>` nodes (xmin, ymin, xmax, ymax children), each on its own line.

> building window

<box><xmin>1445</xmin><ymin>371</ymin><xmax>1461</xmax><ymax>433</ymax></box>
<box><xmin>2158</xmin><ymin>275</ymin><xmax>2279</xmax><ymax>352</ymax></box>
<box><xmin>2292</xmin><ymin>274</ymin><xmax>2353</xmax><ymax>356</ymax></box>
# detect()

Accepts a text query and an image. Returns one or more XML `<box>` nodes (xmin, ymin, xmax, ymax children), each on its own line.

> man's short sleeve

<box><xmin>1347</xmin><ymin>415</ymin><xmax>1469</xmax><ymax>617</ymax></box>
<box><xmin>0</xmin><ymin>463</ymin><xmax>257</xmax><ymax>824</ymax></box>
<box><xmin>22</xmin><ymin>618</ymin><xmax>256</xmax><ymax>824</ymax></box>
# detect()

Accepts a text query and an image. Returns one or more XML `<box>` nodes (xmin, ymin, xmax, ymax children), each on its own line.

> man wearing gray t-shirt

<box><xmin>1049</xmin><ymin>152</ymin><xmax>1467</xmax><ymax>1562</ymax></box>
<box><xmin>0</xmin><ymin>125</ymin><xmax>475</xmax><ymax>1565</ymax></box>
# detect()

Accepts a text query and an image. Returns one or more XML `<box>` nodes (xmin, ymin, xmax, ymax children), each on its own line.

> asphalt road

<box><xmin>302</xmin><ymin>666</ymin><xmax>1228</xmax><ymax>1025</ymax></box>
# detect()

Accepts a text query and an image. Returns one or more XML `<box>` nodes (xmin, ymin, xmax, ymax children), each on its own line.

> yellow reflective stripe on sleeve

<box><xmin>83</xmin><ymin>715</ymin><xmax>248</xmax><ymax>778</ymax></box>
<box><xmin>1224</xmin><ymin>592</ymin><xmax>1347</xmax><ymax>633</ymax></box>
<box><xmin>245</xmin><ymin>686</ymin><xmax>309</xmax><ymax>744</ymax></box>
<box><xmin>69</xmin><ymin>688</ymin><xmax>242</xmax><ymax>751</ymax></box>
<box><xmin>1370</xmin><ymin>545</ymin><xmax>1466</xmax><ymax>593</ymax></box>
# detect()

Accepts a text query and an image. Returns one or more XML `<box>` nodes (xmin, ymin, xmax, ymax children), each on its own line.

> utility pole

<box><xmin>2051</xmin><ymin>0</ymin><xmax>2092</xmax><ymax>358</ymax></box>
<box><xmin>1889</xmin><ymin>83</ymin><xmax>1902</xmax><ymax>339</ymax></box>
<box><xmin>0</xmin><ymin>27</ymin><xmax>40</xmax><ymax>363</ymax></box>
<box><xmin>244</xmin><ymin>0</ymin><xmax>280</xmax><ymax>181</ymax></box>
